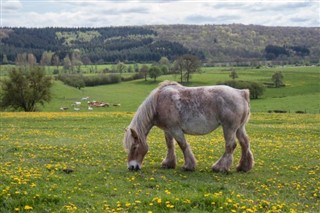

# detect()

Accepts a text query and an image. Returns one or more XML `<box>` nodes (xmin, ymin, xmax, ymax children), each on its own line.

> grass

<box><xmin>0</xmin><ymin>65</ymin><xmax>319</xmax><ymax>212</ymax></box>
<box><xmin>40</xmin><ymin>66</ymin><xmax>319</xmax><ymax>113</ymax></box>
<box><xmin>0</xmin><ymin>112</ymin><xmax>319</xmax><ymax>212</ymax></box>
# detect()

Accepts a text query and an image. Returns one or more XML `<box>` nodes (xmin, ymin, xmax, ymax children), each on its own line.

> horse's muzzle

<box><xmin>128</xmin><ymin>165</ymin><xmax>141</xmax><ymax>171</ymax></box>
<box><xmin>128</xmin><ymin>160</ymin><xmax>141</xmax><ymax>171</ymax></box>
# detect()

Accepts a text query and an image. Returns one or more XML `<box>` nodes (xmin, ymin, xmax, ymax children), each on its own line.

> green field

<box><xmin>0</xmin><ymin>112</ymin><xmax>319</xmax><ymax>212</ymax></box>
<box><xmin>0</xmin><ymin>65</ymin><xmax>319</xmax><ymax>212</ymax></box>
<box><xmin>39</xmin><ymin>66</ymin><xmax>320</xmax><ymax>114</ymax></box>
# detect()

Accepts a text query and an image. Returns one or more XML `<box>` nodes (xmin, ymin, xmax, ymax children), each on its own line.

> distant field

<box><xmin>39</xmin><ymin>66</ymin><xmax>319</xmax><ymax>114</ymax></box>
<box><xmin>0</xmin><ymin>112</ymin><xmax>319</xmax><ymax>212</ymax></box>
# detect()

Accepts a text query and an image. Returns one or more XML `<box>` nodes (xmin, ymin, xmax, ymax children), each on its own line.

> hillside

<box><xmin>0</xmin><ymin>24</ymin><xmax>319</xmax><ymax>65</ymax></box>
<box><xmin>147</xmin><ymin>24</ymin><xmax>320</xmax><ymax>64</ymax></box>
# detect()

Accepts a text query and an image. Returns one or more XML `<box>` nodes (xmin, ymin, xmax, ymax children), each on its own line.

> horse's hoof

<box><xmin>182</xmin><ymin>166</ymin><xmax>195</xmax><ymax>172</ymax></box>
<box><xmin>236</xmin><ymin>165</ymin><xmax>251</xmax><ymax>173</ymax></box>
<box><xmin>212</xmin><ymin>166</ymin><xmax>229</xmax><ymax>173</ymax></box>
<box><xmin>161</xmin><ymin>164</ymin><xmax>176</xmax><ymax>169</ymax></box>
<box><xmin>161</xmin><ymin>161</ymin><xmax>176</xmax><ymax>169</ymax></box>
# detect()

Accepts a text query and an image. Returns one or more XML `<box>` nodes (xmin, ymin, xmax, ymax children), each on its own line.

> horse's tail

<box><xmin>242</xmin><ymin>89</ymin><xmax>250</xmax><ymax>105</ymax></box>
<box><xmin>241</xmin><ymin>89</ymin><xmax>251</xmax><ymax>125</ymax></box>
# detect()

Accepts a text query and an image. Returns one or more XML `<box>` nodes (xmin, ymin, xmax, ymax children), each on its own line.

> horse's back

<box><xmin>154</xmin><ymin>84</ymin><xmax>250</xmax><ymax>135</ymax></box>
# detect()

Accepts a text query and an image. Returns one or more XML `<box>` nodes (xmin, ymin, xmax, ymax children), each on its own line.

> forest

<box><xmin>0</xmin><ymin>24</ymin><xmax>319</xmax><ymax>65</ymax></box>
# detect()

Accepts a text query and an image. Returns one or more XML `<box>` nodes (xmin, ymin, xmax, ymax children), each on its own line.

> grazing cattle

<box><xmin>81</xmin><ymin>97</ymin><xmax>90</xmax><ymax>101</ymax></box>
<box><xmin>123</xmin><ymin>81</ymin><xmax>253</xmax><ymax>173</ymax></box>
<box><xmin>88</xmin><ymin>101</ymin><xmax>109</xmax><ymax>107</ymax></box>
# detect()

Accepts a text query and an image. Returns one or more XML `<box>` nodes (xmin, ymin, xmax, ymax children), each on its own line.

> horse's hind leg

<box><xmin>161</xmin><ymin>132</ymin><xmax>176</xmax><ymax>169</ymax></box>
<box><xmin>212</xmin><ymin>126</ymin><xmax>237</xmax><ymax>172</ymax></box>
<box><xmin>236</xmin><ymin>126</ymin><xmax>254</xmax><ymax>172</ymax></box>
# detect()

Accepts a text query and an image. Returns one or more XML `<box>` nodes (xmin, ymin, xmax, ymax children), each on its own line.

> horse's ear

<box><xmin>130</xmin><ymin>128</ymin><xmax>139</xmax><ymax>140</ymax></box>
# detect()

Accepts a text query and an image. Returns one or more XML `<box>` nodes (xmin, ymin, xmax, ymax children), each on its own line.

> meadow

<box><xmin>0</xmin><ymin>66</ymin><xmax>319</xmax><ymax>212</ymax></box>
<box><xmin>33</xmin><ymin>66</ymin><xmax>319</xmax><ymax>114</ymax></box>
<box><xmin>0</xmin><ymin>112</ymin><xmax>319</xmax><ymax>212</ymax></box>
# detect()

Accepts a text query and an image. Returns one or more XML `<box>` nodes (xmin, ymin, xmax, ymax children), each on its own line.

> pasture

<box><xmin>36</xmin><ymin>66</ymin><xmax>319</xmax><ymax>114</ymax></box>
<box><xmin>0</xmin><ymin>112</ymin><xmax>319</xmax><ymax>212</ymax></box>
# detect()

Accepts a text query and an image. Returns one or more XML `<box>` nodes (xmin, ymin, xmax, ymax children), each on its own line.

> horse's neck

<box><xmin>130</xmin><ymin>111</ymin><xmax>154</xmax><ymax>139</ymax></box>
<box><xmin>130</xmin><ymin>89</ymin><xmax>158</xmax><ymax>139</ymax></box>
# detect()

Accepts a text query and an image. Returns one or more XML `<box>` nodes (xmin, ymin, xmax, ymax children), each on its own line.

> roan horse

<box><xmin>123</xmin><ymin>81</ymin><xmax>253</xmax><ymax>172</ymax></box>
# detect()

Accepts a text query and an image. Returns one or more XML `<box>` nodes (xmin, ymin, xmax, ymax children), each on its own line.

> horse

<box><xmin>123</xmin><ymin>81</ymin><xmax>253</xmax><ymax>172</ymax></box>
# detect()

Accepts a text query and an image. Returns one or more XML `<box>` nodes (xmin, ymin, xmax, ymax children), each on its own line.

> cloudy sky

<box><xmin>1</xmin><ymin>0</ymin><xmax>319</xmax><ymax>28</ymax></box>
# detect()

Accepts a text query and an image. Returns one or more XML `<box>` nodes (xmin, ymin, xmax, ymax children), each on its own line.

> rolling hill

<box><xmin>0</xmin><ymin>24</ymin><xmax>319</xmax><ymax>65</ymax></box>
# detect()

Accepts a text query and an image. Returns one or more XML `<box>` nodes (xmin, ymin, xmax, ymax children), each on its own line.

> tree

<box><xmin>134</xmin><ymin>63</ymin><xmax>139</xmax><ymax>72</ymax></box>
<box><xmin>72</xmin><ymin>49</ymin><xmax>83</xmax><ymax>73</ymax></box>
<box><xmin>0</xmin><ymin>66</ymin><xmax>52</xmax><ymax>112</ymax></box>
<box><xmin>51</xmin><ymin>54</ymin><xmax>60</xmax><ymax>71</ymax></box>
<box><xmin>63</xmin><ymin>55</ymin><xmax>72</xmax><ymax>71</ymax></box>
<box><xmin>81</xmin><ymin>55</ymin><xmax>91</xmax><ymax>66</ymax></box>
<box><xmin>173</xmin><ymin>54</ymin><xmax>201</xmax><ymax>83</ymax></box>
<box><xmin>159</xmin><ymin>56</ymin><xmax>170</xmax><ymax>74</ymax></box>
<box><xmin>127</xmin><ymin>65</ymin><xmax>133</xmax><ymax>73</ymax></box>
<box><xmin>15</xmin><ymin>53</ymin><xmax>28</xmax><ymax>67</ymax></box>
<box><xmin>116</xmin><ymin>62</ymin><xmax>127</xmax><ymax>75</ymax></box>
<box><xmin>272</xmin><ymin>71</ymin><xmax>284</xmax><ymax>88</ymax></box>
<box><xmin>148</xmin><ymin>65</ymin><xmax>162</xmax><ymax>82</ymax></box>
<box><xmin>27</xmin><ymin>53</ymin><xmax>37</xmax><ymax>67</ymax></box>
<box><xmin>40</xmin><ymin>51</ymin><xmax>53</xmax><ymax>66</ymax></box>
<box><xmin>229</xmin><ymin>68</ymin><xmax>238</xmax><ymax>80</ymax></box>
<box><xmin>140</xmin><ymin>64</ymin><xmax>149</xmax><ymax>81</ymax></box>
<box><xmin>2</xmin><ymin>54</ymin><xmax>8</xmax><ymax>64</ymax></box>
<box><xmin>173</xmin><ymin>56</ymin><xmax>184</xmax><ymax>83</ymax></box>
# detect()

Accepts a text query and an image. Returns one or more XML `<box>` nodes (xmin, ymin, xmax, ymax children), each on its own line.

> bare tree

<box><xmin>140</xmin><ymin>64</ymin><xmax>149</xmax><ymax>81</ymax></box>
<box><xmin>173</xmin><ymin>54</ymin><xmax>201</xmax><ymax>83</ymax></box>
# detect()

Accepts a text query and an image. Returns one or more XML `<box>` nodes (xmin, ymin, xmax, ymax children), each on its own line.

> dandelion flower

<box><xmin>24</xmin><ymin>205</ymin><xmax>33</xmax><ymax>210</ymax></box>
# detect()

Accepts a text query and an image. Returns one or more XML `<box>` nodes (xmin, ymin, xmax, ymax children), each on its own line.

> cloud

<box><xmin>2</xmin><ymin>0</ymin><xmax>23</xmax><ymax>11</ymax></box>
<box><xmin>184</xmin><ymin>15</ymin><xmax>215</xmax><ymax>24</ymax></box>
<box><xmin>184</xmin><ymin>14</ymin><xmax>241</xmax><ymax>25</ymax></box>
<box><xmin>1</xmin><ymin>0</ymin><xmax>319</xmax><ymax>27</ymax></box>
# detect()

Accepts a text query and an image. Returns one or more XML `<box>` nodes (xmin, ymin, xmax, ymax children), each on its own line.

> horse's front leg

<box><xmin>161</xmin><ymin>132</ymin><xmax>176</xmax><ymax>169</ymax></box>
<box><xmin>212</xmin><ymin>127</ymin><xmax>237</xmax><ymax>172</ymax></box>
<box><xmin>173</xmin><ymin>130</ymin><xmax>196</xmax><ymax>171</ymax></box>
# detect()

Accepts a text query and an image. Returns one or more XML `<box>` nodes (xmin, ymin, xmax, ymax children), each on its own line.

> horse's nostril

<box><xmin>134</xmin><ymin>165</ymin><xmax>140</xmax><ymax>171</ymax></box>
<box><xmin>128</xmin><ymin>165</ymin><xmax>134</xmax><ymax>171</ymax></box>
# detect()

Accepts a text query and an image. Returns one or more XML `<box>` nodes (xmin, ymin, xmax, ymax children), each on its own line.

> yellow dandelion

<box><xmin>24</xmin><ymin>205</ymin><xmax>33</xmax><ymax>210</ymax></box>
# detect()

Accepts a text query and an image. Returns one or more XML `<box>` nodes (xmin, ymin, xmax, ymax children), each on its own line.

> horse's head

<box><xmin>123</xmin><ymin>128</ymin><xmax>148</xmax><ymax>171</ymax></box>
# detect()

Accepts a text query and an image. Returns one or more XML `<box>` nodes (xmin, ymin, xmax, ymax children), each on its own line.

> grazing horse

<box><xmin>123</xmin><ymin>81</ymin><xmax>253</xmax><ymax>172</ymax></box>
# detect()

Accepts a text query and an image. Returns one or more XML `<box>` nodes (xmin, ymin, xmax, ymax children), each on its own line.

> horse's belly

<box><xmin>182</xmin><ymin>116</ymin><xmax>219</xmax><ymax>135</ymax></box>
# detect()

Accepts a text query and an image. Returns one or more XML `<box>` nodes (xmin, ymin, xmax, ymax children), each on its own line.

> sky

<box><xmin>1</xmin><ymin>0</ymin><xmax>319</xmax><ymax>28</ymax></box>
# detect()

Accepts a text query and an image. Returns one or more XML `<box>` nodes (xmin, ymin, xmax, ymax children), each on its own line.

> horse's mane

<box><xmin>126</xmin><ymin>81</ymin><xmax>180</xmax><ymax>149</ymax></box>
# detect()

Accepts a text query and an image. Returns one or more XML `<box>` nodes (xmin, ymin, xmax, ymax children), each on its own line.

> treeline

<box><xmin>1</xmin><ymin>25</ymin><xmax>319</xmax><ymax>65</ymax></box>
<box><xmin>56</xmin><ymin>73</ymin><xmax>123</xmax><ymax>89</ymax></box>
<box><xmin>147</xmin><ymin>24</ymin><xmax>319</xmax><ymax>65</ymax></box>
<box><xmin>0</xmin><ymin>27</ymin><xmax>190</xmax><ymax>64</ymax></box>
<box><xmin>265</xmin><ymin>45</ymin><xmax>310</xmax><ymax>60</ymax></box>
